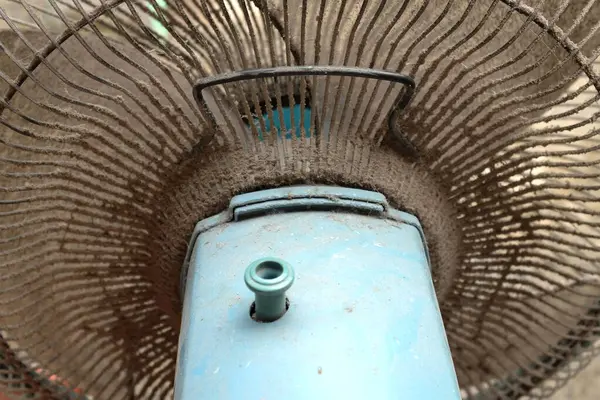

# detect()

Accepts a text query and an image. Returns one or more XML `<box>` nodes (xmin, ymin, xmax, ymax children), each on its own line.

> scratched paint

<box><xmin>176</xmin><ymin>209</ymin><xmax>460</xmax><ymax>400</ymax></box>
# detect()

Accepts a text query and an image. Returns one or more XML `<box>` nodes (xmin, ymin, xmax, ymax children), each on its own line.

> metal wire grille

<box><xmin>1</xmin><ymin>0</ymin><xmax>600</xmax><ymax>399</ymax></box>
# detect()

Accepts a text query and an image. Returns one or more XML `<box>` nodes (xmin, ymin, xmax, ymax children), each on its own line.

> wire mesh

<box><xmin>0</xmin><ymin>0</ymin><xmax>600</xmax><ymax>399</ymax></box>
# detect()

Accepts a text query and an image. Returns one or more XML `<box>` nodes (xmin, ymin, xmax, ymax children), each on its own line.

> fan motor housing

<box><xmin>176</xmin><ymin>186</ymin><xmax>460</xmax><ymax>399</ymax></box>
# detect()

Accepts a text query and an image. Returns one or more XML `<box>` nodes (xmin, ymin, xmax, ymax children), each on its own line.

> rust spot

<box><xmin>317</xmin><ymin>366</ymin><xmax>323</xmax><ymax>375</ymax></box>
<box><xmin>345</xmin><ymin>306</ymin><xmax>354</xmax><ymax>313</ymax></box>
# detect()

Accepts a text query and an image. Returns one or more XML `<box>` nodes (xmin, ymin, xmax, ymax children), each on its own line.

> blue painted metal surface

<box><xmin>229</xmin><ymin>185</ymin><xmax>387</xmax><ymax>212</ymax></box>
<box><xmin>180</xmin><ymin>186</ymin><xmax>394</xmax><ymax>293</ymax></box>
<box><xmin>176</xmin><ymin>186</ymin><xmax>460</xmax><ymax>400</ymax></box>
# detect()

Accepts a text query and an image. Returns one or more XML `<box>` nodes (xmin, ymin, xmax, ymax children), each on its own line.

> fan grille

<box><xmin>1</xmin><ymin>0</ymin><xmax>600</xmax><ymax>399</ymax></box>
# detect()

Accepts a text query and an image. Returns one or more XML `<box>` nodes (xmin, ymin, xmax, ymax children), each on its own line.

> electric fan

<box><xmin>0</xmin><ymin>0</ymin><xmax>600</xmax><ymax>399</ymax></box>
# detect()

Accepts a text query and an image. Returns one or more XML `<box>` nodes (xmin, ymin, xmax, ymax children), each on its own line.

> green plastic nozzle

<box><xmin>244</xmin><ymin>258</ymin><xmax>295</xmax><ymax>322</ymax></box>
